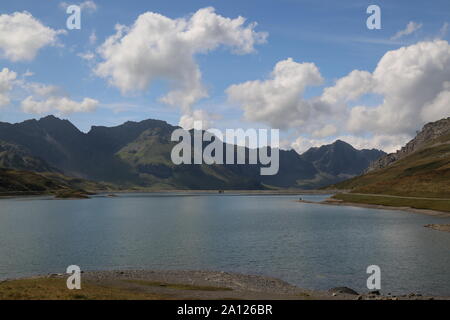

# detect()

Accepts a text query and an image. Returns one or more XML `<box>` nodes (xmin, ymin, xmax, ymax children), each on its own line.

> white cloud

<box><xmin>227</xmin><ymin>58</ymin><xmax>324</xmax><ymax>129</ymax></box>
<box><xmin>179</xmin><ymin>109</ymin><xmax>220</xmax><ymax>130</ymax></box>
<box><xmin>0</xmin><ymin>68</ymin><xmax>17</xmax><ymax>107</ymax></box>
<box><xmin>21</xmin><ymin>96</ymin><xmax>99</xmax><ymax>114</ymax></box>
<box><xmin>60</xmin><ymin>1</ymin><xmax>97</xmax><ymax>13</ymax></box>
<box><xmin>0</xmin><ymin>12</ymin><xmax>64</xmax><ymax>62</ymax></box>
<box><xmin>437</xmin><ymin>22</ymin><xmax>449</xmax><ymax>39</ymax></box>
<box><xmin>89</xmin><ymin>30</ymin><xmax>97</xmax><ymax>44</ymax></box>
<box><xmin>94</xmin><ymin>7</ymin><xmax>267</xmax><ymax>127</ymax></box>
<box><xmin>78</xmin><ymin>51</ymin><xmax>95</xmax><ymax>61</ymax></box>
<box><xmin>0</xmin><ymin>68</ymin><xmax>99</xmax><ymax>114</ymax></box>
<box><xmin>80</xmin><ymin>1</ymin><xmax>97</xmax><ymax>12</ymax></box>
<box><xmin>291</xmin><ymin>134</ymin><xmax>410</xmax><ymax>154</ymax></box>
<box><xmin>391</xmin><ymin>21</ymin><xmax>422</xmax><ymax>40</ymax></box>
<box><xmin>347</xmin><ymin>40</ymin><xmax>450</xmax><ymax>136</ymax></box>
<box><xmin>19</xmin><ymin>80</ymin><xmax>99</xmax><ymax>114</ymax></box>
<box><xmin>312</xmin><ymin>124</ymin><xmax>337</xmax><ymax>138</ymax></box>
<box><xmin>228</xmin><ymin>40</ymin><xmax>450</xmax><ymax>153</ymax></box>
<box><xmin>321</xmin><ymin>70</ymin><xmax>374</xmax><ymax>105</ymax></box>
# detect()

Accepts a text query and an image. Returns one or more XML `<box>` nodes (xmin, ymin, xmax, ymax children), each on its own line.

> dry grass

<box><xmin>328</xmin><ymin>140</ymin><xmax>450</xmax><ymax>199</ymax></box>
<box><xmin>0</xmin><ymin>278</ymin><xmax>170</xmax><ymax>300</ymax></box>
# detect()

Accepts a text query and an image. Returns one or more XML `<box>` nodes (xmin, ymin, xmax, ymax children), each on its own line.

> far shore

<box><xmin>298</xmin><ymin>199</ymin><xmax>450</xmax><ymax>219</ymax></box>
<box><xmin>0</xmin><ymin>270</ymin><xmax>446</xmax><ymax>300</ymax></box>
<box><xmin>0</xmin><ymin>189</ymin><xmax>335</xmax><ymax>199</ymax></box>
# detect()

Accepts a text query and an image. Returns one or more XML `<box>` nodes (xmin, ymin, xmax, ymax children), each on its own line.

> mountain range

<box><xmin>0</xmin><ymin>116</ymin><xmax>385</xmax><ymax>191</ymax></box>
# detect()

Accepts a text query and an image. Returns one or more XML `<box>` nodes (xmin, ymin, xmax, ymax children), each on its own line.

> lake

<box><xmin>0</xmin><ymin>193</ymin><xmax>449</xmax><ymax>295</ymax></box>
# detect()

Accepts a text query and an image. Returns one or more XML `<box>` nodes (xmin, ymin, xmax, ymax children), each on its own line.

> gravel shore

<box><xmin>4</xmin><ymin>269</ymin><xmax>445</xmax><ymax>300</ymax></box>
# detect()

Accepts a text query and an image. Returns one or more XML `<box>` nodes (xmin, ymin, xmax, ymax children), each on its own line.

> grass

<box><xmin>0</xmin><ymin>278</ymin><xmax>170</xmax><ymax>300</ymax></box>
<box><xmin>327</xmin><ymin>138</ymin><xmax>450</xmax><ymax>199</ymax></box>
<box><xmin>125</xmin><ymin>280</ymin><xmax>233</xmax><ymax>291</ymax></box>
<box><xmin>53</xmin><ymin>190</ymin><xmax>90</xmax><ymax>199</ymax></box>
<box><xmin>333</xmin><ymin>193</ymin><xmax>450</xmax><ymax>212</ymax></box>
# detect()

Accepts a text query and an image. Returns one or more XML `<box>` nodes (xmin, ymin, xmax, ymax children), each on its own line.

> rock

<box><xmin>367</xmin><ymin>117</ymin><xmax>450</xmax><ymax>172</ymax></box>
<box><xmin>47</xmin><ymin>273</ymin><xmax>63</xmax><ymax>278</ymax></box>
<box><xmin>356</xmin><ymin>295</ymin><xmax>363</xmax><ymax>300</ymax></box>
<box><xmin>328</xmin><ymin>287</ymin><xmax>359</xmax><ymax>296</ymax></box>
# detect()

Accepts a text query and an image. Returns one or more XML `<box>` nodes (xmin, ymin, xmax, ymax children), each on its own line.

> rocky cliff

<box><xmin>368</xmin><ymin>117</ymin><xmax>450</xmax><ymax>171</ymax></box>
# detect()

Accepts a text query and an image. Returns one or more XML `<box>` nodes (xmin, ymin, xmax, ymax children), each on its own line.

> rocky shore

<box><xmin>1</xmin><ymin>270</ymin><xmax>448</xmax><ymax>300</ymax></box>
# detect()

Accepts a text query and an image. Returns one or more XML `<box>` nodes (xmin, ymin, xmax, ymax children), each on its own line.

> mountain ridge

<box><xmin>0</xmin><ymin>116</ymin><xmax>385</xmax><ymax>190</ymax></box>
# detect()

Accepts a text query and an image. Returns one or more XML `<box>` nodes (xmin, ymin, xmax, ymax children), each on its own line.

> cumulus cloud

<box><xmin>227</xmin><ymin>40</ymin><xmax>450</xmax><ymax>153</ymax></box>
<box><xmin>347</xmin><ymin>40</ymin><xmax>450</xmax><ymax>135</ymax></box>
<box><xmin>178</xmin><ymin>109</ymin><xmax>221</xmax><ymax>130</ymax></box>
<box><xmin>18</xmin><ymin>80</ymin><xmax>99</xmax><ymax>114</ymax></box>
<box><xmin>321</xmin><ymin>70</ymin><xmax>374</xmax><ymax>105</ymax></box>
<box><xmin>0</xmin><ymin>12</ymin><xmax>64</xmax><ymax>62</ymax></box>
<box><xmin>21</xmin><ymin>96</ymin><xmax>99</xmax><ymax>114</ymax></box>
<box><xmin>94</xmin><ymin>7</ymin><xmax>267</xmax><ymax>127</ymax></box>
<box><xmin>227</xmin><ymin>58</ymin><xmax>324</xmax><ymax>129</ymax></box>
<box><xmin>0</xmin><ymin>68</ymin><xmax>99</xmax><ymax>114</ymax></box>
<box><xmin>391</xmin><ymin>21</ymin><xmax>423</xmax><ymax>40</ymax></box>
<box><xmin>0</xmin><ymin>68</ymin><xmax>17</xmax><ymax>107</ymax></box>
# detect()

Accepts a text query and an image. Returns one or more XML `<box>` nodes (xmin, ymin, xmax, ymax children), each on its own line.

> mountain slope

<box><xmin>329</xmin><ymin>118</ymin><xmax>450</xmax><ymax>198</ymax></box>
<box><xmin>0</xmin><ymin>116</ymin><xmax>384</xmax><ymax>190</ymax></box>
<box><xmin>300</xmin><ymin>140</ymin><xmax>385</xmax><ymax>176</ymax></box>
<box><xmin>0</xmin><ymin>141</ymin><xmax>58</xmax><ymax>173</ymax></box>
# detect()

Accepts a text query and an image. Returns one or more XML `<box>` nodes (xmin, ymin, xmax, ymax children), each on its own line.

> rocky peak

<box><xmin>368</xmin><ymin>117</ymin><xmax>450</xmax><ymax>172</ymax></box>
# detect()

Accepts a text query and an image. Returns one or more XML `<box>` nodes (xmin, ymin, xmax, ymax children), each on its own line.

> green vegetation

<box><xmin>53</xmin><ymin>190</ymin><xmax>91</xmax><ymax>199</ymax></box>
<box><xmin>333</xmin><ymin>193</ymin><xmax>450</xmax><ymax>212</ymax></box>
<box><xmin>328</xmin><ymin>140</ymin><xmax>450</xmax><ymax>198</ymax></box>
<box><xmin>0</xmin><ymin>167</ymin><xmax>112</xmax><ymax>197</ymax></box>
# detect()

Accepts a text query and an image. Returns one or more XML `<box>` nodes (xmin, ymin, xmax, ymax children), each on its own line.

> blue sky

<box><xmin>0</xmin><ymin>0</ymin><xmax>449</xmax><ymax>152</ymax></box>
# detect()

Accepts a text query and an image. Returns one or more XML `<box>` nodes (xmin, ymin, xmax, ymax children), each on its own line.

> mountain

<box><xmin>300</xmin><ymin>139</ymin><xmax>385</xmax><ymax>177</ymax></box>
<box><xmin>0</xmin><ymin>141</ymin><xmax>58</xmax><ymax>173</ymax></box>
<box><xmin>329</xmin><ymin>117</ymin><xmax>450</xmax><ymax>198</ymax></box>
<box><xmin>0</xmin><ymin>116</ymin><xmax>385</xmax><ymax>190</ymax></box>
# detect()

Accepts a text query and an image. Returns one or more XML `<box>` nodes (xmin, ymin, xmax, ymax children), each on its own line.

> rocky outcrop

<box><xmin>368</xmin><ymin>117</ymin><xmax>450</xmax><ymax>172</ymax></box>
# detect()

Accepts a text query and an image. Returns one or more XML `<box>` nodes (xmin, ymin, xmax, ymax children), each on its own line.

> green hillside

<box><xmin>329</xmin><ymin>133</ymin><xmax>450</xmax><ymax>199</ymax></box>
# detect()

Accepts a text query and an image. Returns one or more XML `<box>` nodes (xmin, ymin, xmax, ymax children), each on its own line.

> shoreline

<box><xmin>0</xmin><ymin>189</ymin><xmax>333</xmax><ymax>200</ymax></box>
<box><xmin>1</xmin><ymin>269</ymin><xmax>446</xmax><ymax>300</ymax></box>
<box><xmin>298</xmin><ymin>199</ymin><xmax>450</xmax><ymax>219</ymax></box>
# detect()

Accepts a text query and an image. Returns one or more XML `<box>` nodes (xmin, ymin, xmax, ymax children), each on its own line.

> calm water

<box><xmin>0</xmin><ymin>193</ymin><xmax>449</xmax><ymax>295</ymax></box>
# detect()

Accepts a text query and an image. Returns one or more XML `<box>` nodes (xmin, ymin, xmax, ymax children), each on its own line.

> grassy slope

<box><xmin>328</xmin><ymin>135</ymin><xmax>450</xmax><ymax>198</ymax></box>
<box><xmin>326</xmin><ymin>133</ymin><xmax>450</xmax><ymax>211</ymax></box>
<box><xmin>0</xmin><ymin>168</ymin><xmax>112</xmax><ymax>196</ymax></box>
<box><xmin>0</xmin><ymin>278</ymin><xmax>168</xmax><ymax>300</ymax></box>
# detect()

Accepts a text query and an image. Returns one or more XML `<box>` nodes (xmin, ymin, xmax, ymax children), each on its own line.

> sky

<box><xmin>0</xmin><ymin>0</ymin><xmax>449</xmax><ymax>153</ymax></box>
